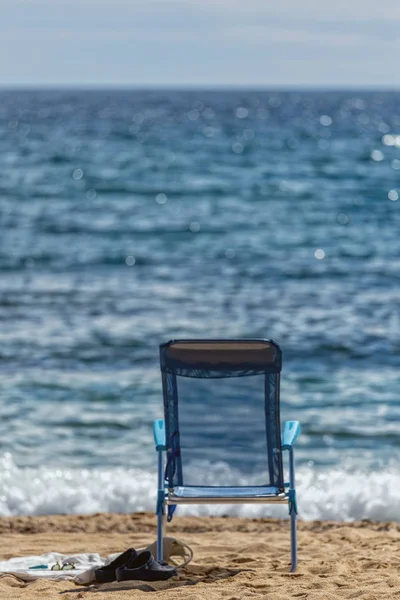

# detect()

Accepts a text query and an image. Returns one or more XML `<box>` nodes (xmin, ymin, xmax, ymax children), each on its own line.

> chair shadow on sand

<box><xmin>61</xmin><ymin>565</ymin><xmax>254</xmax><ymax>594</ymax></box>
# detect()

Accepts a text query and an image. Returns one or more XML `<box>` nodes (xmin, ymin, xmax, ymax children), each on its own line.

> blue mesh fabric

<box><xmin>160</xmin><ymin>340</ymin><xmax>284</xmax><ymax>493</ymax></box>
<box><xmin>265</xmin><ymin>373</ymin><xmax>284</xmax><ymax>488</ymax></box>
<box><xmin>162</xmin><ymin>372</ymin><xmax>183</xmax><ymax>486</ymax></box>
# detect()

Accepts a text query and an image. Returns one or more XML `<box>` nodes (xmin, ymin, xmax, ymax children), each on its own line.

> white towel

<box><xmin>0</xmin><ymin>537</ymin><xmax>193</xmax><ymax>585</ymax></box>
<box><xmin>0</xmin><ymin>551</ymin><xmax>103</xmax><ymax>582</ymax></box>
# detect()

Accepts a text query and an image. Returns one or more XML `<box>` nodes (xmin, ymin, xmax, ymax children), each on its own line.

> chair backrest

<box><xmin>160</xmin><ymin>339</ymin><xmax>284</xmax><ymax>491</ymax></box>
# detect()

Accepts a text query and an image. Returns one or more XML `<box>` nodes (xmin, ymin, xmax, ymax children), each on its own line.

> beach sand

<box><xmin>0</xmin><ymin>512</ymin><xmax>399</xmax><ymax>599</ymax></box>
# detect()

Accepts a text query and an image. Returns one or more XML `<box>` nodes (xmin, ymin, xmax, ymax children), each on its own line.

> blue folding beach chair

<box><xmin>153</xmin><ymin>339</ymin><xmax>301</xmax><ymax>571</ymax></box>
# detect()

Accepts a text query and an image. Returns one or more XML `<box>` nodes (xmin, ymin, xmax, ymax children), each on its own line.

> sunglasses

<box><xmin>51</xmin><ymin>562</ymin><xmax>76</xmax><ymax>571</ymax></box>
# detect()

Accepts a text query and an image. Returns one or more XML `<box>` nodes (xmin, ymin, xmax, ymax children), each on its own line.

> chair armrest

<box><xmin>153</xmin><ymin>419</ymin><xmax>166</xmax><ymax>451</ymax></box>
<box><xmin>282</xmin><ymin>421</ymin><xmax>301</xmax><ymax>450</ymax></box>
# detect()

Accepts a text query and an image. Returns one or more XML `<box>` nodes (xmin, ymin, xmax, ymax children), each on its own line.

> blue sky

<box><xmin>2</xmin><ymin>0</ymin><xmax>399</xmax><ymax>87</ymax></box>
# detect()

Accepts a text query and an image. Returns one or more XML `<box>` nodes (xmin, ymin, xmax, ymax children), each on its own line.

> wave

<box><xmin>0</xmin><ymin>454</ymin><xmax>399</xmax><ymax>522</ymax></box>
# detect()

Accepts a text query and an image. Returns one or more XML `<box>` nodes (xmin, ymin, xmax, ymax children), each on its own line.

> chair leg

<box><xmin>157</xmin><ymin>506</ymin><xmax>164</xmax><ymax>562</ymax></box>
<box><xmin>290</xmin><ymin>502</ymin><xmax>297</xmax><ymax>572</ymax></box>
<box><xmin>288</xmin><ymin>447</ymin><xmax>297</xmax><ymax>572</ymax></box>
<box><xmin>156</xmin><ymin>449</ymin><xmax>165</xmax><ymax>562</ymax></box>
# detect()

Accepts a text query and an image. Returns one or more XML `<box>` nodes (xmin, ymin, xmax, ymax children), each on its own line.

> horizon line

<box><xmin>1</xmin><ymin>83</ymin><xmax>400</xmax><ymax>92</ymax></box>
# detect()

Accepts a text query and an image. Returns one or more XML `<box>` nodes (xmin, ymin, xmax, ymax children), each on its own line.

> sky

<box><xmin>1</xmin><ymin>0</ymin><xmax>400</xmax><ymax>87</ymax></box>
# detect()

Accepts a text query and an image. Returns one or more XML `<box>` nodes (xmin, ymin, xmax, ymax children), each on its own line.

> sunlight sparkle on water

<box><xmin>337</xmin><ymin>213</ymin><xmax>349</xmax><ymax>225</ymax></box>
<box><xmin>236</xmin><ymin>107</ymin><xmax>249</xmax><ymax>119</ymax></box>
<box><xmin>378</xmin><ymin>122</ymin><xmax>390</xmax><ymax>133</ymax></box>
<box><xmin>392</xmin><ymin>159</ymin><xmax>400</xmax><ymax>170</ymax></box>
<box><xmin>86</xmin><ymin>189</ymin><xmax>96</xmax><ymax>200</ymax></box>
<box><xmin>382</xmin><ymin>134</ymin><xmax>400</xmax><ymax>147</ymax></box>
<box><xmin>371</xmin><ymin>150</ymin><xmax>384</xmax><ymax>162</ymax></box>
<box><xmin>232</xmin><ymin>142</ymin><xmax>244</xmax><ymax>154</ymax></box>
<box><xmin>189</xmin><ymin>222</ymin><xmax>200</xmax><ymax>233</ymax></box>
<box><xmin>320</xmin><ymin>115</ymin><xmax>332</xmax><ymax>126</ymax></box>
<box><xmin>155</xmin><ymin>193</ymin><xmax>167</xmax><ymax>204</ymax></box>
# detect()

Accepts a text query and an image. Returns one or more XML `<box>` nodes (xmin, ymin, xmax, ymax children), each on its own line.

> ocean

<box><xmin>0</xmin><ymin>89</ymin><xmax>400</xmax><ymax>521</ymax></box>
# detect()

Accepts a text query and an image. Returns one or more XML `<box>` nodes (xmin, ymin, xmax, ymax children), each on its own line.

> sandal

<box><xmin>116</xmin><ymin>551</ymin><xmax>177</xmax><ymax>582</ymax></box>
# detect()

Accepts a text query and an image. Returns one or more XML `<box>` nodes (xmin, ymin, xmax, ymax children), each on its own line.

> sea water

<box><xmin>0</xmin><ymin>89</ymin><xmax>400</xmax><ymax>520</ymax></box>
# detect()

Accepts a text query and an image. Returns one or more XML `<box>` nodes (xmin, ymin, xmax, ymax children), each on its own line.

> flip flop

<box><xmin>94</xmin><ymin>548</ymin><xmax>137</xmax><ymax>583</ymax></box>
<box><xmin>116</xmin><ymin>551</ymin><xmax>177</xmax><ymax>582</ymax></box>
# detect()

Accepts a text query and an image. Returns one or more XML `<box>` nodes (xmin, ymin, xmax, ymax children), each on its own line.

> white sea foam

<box><xmin>0</xmin><ymin>453</ymin><xmax>399</xmax><ymax>522</ymax></box>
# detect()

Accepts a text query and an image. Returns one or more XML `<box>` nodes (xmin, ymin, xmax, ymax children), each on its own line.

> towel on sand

<box><xmin>0</xmin><ymin>537</ymin><xmax>193</xmax><ymax>584</ymax></box>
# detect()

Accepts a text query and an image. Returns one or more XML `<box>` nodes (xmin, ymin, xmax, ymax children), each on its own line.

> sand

<box><xmin>0</xmin><ymin>512</ymin><xmax>399</xmax><ymax>599</ymax></box>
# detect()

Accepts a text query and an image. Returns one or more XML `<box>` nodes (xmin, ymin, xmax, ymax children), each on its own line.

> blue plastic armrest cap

<box><xmin>282</xmin><ymin>420</ymin><xmax>301</xmax><ymax>450</ymax></box>
<box><xmin>153</xmin><ymin>419</ymin><xmax>166</xmax><ymax>451</ymax></box>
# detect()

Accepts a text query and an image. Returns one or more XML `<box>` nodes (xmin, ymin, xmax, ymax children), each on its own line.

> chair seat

<box><xmin>167</xmin><ymin>485</ymin><xmax>287</xmax><ymax>504</ymax></box>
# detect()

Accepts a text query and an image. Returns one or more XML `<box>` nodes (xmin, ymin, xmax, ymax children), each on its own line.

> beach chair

<box><xmin>153</xmin><ymin>339</ymin><xmax>301</xmax><ymax>572</ymax></box>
